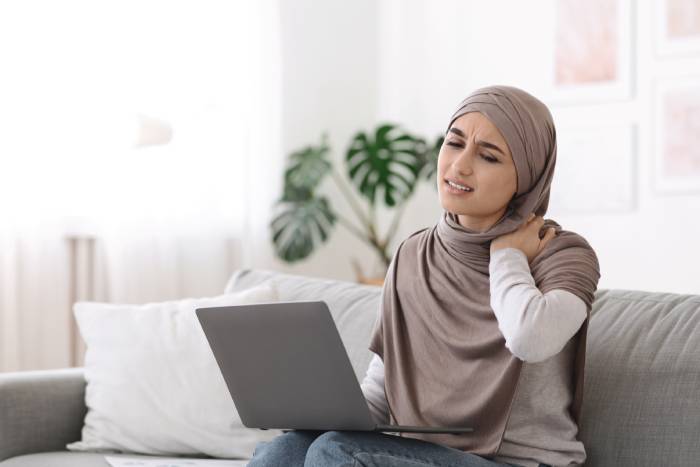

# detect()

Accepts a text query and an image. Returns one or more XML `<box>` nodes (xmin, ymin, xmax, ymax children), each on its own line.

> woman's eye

<box><xmin>445</xmin><ymin>141</ymin><xmax>498</xmax><ymax>162</ymax></box>
<box><xmin>445</xmin><ymin>142</ymin><xmax>498</xmax><ymax>163</ymax></box>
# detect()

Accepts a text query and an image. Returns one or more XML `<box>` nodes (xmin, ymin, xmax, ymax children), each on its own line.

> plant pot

<box><xmin>356</xmin><ymin>275</ymin><xmax>385</xmax><ymax>287</ymax></box>
<box><xmin>351</xmin><ymin>258</ymin><xmax>386</xmax><ymax>286</ymax></box>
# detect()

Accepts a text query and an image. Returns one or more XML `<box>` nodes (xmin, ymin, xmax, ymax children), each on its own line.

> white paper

<box><xmin>104</xmin><ymin>455</ymin><xmax>248</xmax><ymax>467</ymax></box>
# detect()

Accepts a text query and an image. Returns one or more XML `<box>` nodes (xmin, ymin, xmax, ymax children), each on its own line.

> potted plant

<box><xmin>270</xmin><ymin>123</ymin><xmax>443</xmax><ymax>285</ymax></box>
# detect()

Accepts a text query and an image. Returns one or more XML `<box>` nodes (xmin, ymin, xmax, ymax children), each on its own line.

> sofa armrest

<box><xmin>0</xmin><ymin>368</ymin><xmax>87</xmax><ymax>462</ymax></box>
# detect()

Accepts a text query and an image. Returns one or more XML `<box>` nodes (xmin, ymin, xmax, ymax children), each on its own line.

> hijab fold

<box><xmin>368</xmin><ymin>85</ymin><xmax>600</xmax><ymax>454</ymax></box>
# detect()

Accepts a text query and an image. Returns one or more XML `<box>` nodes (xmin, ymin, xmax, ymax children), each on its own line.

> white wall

<box><xmin>269</xmin><ymin>0</ymin><xmax>700</xmax><ymax>295</ymax></box>
<box><xmin>259</xmin><ymin>0</ymin><xmax>384</xmax><ymax>280</ymax></box>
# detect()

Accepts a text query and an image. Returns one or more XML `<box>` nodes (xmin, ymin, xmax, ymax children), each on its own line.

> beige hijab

<box><xmin>368</xmin><ymin>85</ymin><xmax>600</xmax><ymax>455</ymax></box>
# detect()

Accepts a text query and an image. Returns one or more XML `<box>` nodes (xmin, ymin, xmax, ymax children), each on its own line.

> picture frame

<box><xmin>654</xmin><ymin>0</ymin><xmax>700</xmax><ymax>57</ymax></box>
<box><xmin>545</xmin><ymin>0</ymin><xmax>634</xmax><ymax>104</ymax></box>
<box><xmin>652</xmin><ymin>76</ymin><xmax>700</xmax><ymax>194</ymax></box>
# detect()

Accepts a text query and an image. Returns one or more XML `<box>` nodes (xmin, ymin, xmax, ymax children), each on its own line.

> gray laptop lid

<box><xmin>196</xmin><ymin>301</ymin><xmax>473</xmax><ymax>435</ymax></box>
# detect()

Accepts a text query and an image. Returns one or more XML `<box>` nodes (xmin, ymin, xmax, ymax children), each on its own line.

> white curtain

<box><xmin>0</xmin><ymin>0</ymin><xmax>283</xmax><ymax>372</ymax></box>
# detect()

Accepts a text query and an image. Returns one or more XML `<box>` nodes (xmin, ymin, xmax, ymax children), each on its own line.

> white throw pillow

<box><xmin>66</xmin><ymin>283</ymin><xmax>284</xmax><ymax>459</ymax></box>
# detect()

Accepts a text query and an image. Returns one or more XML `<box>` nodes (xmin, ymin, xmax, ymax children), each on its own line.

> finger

<box><xmin>534</xmin><ymin>228</ymin><xmax>555</xmax><ymax>256</ymax></box>
<box><xmin>541</xmin><ymin>227</ymin><xmax>556</xmax><ymax>244</ymax></box>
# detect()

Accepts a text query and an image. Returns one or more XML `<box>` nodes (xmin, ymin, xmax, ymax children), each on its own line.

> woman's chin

<box><xmin>439</xmin><ymin>201</ymin><xmax>472</xmax><ymax>216</ymax></box>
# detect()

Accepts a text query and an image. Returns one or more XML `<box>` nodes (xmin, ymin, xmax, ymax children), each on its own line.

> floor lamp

<box><xmin>65</xmin><ymin>113</ymin><xmax>173</xmax><ymax>367</ymax></box>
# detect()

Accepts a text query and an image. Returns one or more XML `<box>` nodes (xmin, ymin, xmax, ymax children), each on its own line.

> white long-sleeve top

<box><xmin>361</xmin><ymin>247</ymin><xmax>588</xmax><ymax>467</ymax></box>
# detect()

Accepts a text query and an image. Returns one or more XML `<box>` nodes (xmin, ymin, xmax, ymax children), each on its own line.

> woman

<box><xmin>248</xmin><ymin>85</ymin><xmax>601</xmax><ymax>467</ymax></box>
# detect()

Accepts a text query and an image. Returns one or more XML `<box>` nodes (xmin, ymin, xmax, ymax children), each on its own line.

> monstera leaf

<box><xmin>280</xmin><ymin>183</ymin><xmax>313</xmax><ymax>202</ymax></box>
<box><xmin>346</xmin><ymin>124</ymin><xmax>423</xmax><ymax>207</ymax></box>
<box><xmin>270</xmin><ymin>134</ymin><xmax>337</xmax><ymax>262</ymax></box>
<box><xmin>284</xmin><ymin>134</ymin><xmax>332</xmax><ymax>190</ymax></box>
<box><xmin>270</xmin><ymin>195</ymin><xmax>336</xmax><ymax>262</ymax></box>
<box><xmin>418</xmin><ymin>134</ymin><xmax>443</xmax><ymax>189</ymax></box>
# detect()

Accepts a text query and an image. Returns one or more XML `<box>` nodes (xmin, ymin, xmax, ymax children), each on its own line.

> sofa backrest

<box><xmin>225</xmin><ymin>269</ymin><xmax>700</xmax><ymax>466</ymax></box>
<box><xmin>580</xmin><ymin>288</ymin><xmax>700</xmax><ymax>466</ymax></box>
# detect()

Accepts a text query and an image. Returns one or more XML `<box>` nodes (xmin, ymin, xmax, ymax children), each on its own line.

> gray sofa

<box><xmin>2</xmin><ymin>268</ymin><xmax>699</xmax><ymax>466</ymax></box>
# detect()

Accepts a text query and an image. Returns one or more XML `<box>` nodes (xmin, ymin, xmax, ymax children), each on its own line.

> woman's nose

<box><xmin>453</xmin><ymin>149</ymin><xmax>474</xmax><ymax>175</ymax></box>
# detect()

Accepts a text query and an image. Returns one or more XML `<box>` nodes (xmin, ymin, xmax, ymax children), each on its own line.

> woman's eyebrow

<box><xmin>448</xmin><ymin>127</ymin><xmax>505</xmax><ymax>156</ymax></box>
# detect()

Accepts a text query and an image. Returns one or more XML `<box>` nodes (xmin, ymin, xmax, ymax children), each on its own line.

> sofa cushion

<box><xmin>225</xmin><ymin>269</ymin><xmax>382</xmax><ymax>383</ymax></box>
<box><xmin>0</xmin><ymin>452</ymin><xmax>112</xmax><ymax>467</ymax></box>
<box><xmin>0</xmin><ymin>452</ymin><xmax>247</xmax><ymax>467</ymax></box>
<box><xmin>581</xmin><ymin>288</ymin><xmax>700</xmax><ymax>466</ymax></box>
<box><xmin>66</xmin><ymin>283</ymin><xmax>284</xmax><ymax>459</ymax></box>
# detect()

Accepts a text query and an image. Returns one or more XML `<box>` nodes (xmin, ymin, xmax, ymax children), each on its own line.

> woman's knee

<box><xmin>248</xmin><ymin>430</ymin><xmax>323</xmax><ymax>467</ymax></box>
<box><xmin>304</xmin><ymin>431</ymin><xmax>362</xmax><ymax>467</ymax></box>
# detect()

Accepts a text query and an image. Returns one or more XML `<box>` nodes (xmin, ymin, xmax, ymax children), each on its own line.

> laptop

<box><xmin>195</xmin><ymin>300</ymin><xmax>474</xmax><ymax>435</ymax></box>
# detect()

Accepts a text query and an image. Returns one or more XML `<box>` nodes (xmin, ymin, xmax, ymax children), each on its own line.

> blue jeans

<box><xmin>247</xmin><ymin>429</ymin><xmax>552</xmax><ymax>467</ymax></box>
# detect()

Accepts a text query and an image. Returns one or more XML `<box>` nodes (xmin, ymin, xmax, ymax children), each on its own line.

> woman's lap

<box><xmin>247</xmin><ymin>429</ymin><xmax>323</xmax><ymax>467</ymax></box>
<box><xmin>247</xmin><ymin>429</ymin><xmax>541</xmax><ymax>467</ymax></box>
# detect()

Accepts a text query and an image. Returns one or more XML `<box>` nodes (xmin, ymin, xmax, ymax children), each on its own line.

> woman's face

<box><xmin>437</xmin><ymin>111</ymin><xmax>518</xmax><ymax>233</ymax></box>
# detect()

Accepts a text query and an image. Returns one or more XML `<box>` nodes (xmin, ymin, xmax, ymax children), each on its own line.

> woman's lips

<box><xmin>444</xmin><ymin>179</ymin><xmax>474</xmax><ymax>195</ymax></box>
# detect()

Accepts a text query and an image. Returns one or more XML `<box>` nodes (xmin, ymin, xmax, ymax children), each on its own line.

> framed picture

<box><xmin>653</xmin><ymin>76</ymin><xmax>700</xmax><ymax>194</ymax></box>
<box><xmin>546</xmin><ymin>0</ymin><xmax>633</xmax><ymax>104</ymax></box>
<box><xmin>654</xmin><ymin>0</ymin><xmax>700</xmax><ymax>56</ymax></box>
<box><xmin>548</xmin><ymin>124</ymin><xmax>637</xmax><ymax>214</ymax></box>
